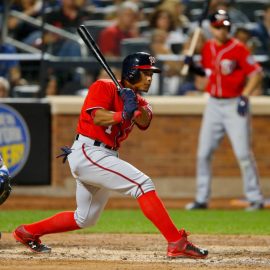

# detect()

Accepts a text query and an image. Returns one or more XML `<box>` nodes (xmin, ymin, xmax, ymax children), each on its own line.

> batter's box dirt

<box><xmin>0</xmin><ymin>233</ymin><xmax>269</xmax><ymax>270</ymax></box>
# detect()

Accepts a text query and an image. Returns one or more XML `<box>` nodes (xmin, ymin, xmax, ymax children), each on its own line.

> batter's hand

<box><xmin>183</xmin><ymin>56</ymin><xmax>206</xmax><ymax>76</ymax></box>
<box><xmin>120</xmin><ymin>88</ymin><xmax>138</xmax><ymax>120</ymax></box>
<box><xmin>184</xmin><ymin>55</ymin><xmax>193</xmax><ymax>66</ymax></box>
<box><xmin>237</xmin><ymin>96</ymin><xmax>249</xmax><ymax>116</ymax></box>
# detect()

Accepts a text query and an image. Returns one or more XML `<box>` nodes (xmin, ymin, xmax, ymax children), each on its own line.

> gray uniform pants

<box><xmin>68</xmin><ymin>135</ymin><xmax>155</xmax><ymax>228</ymax></box>
<box><xmin>195</xmin><ymin>97</ymin><xmax>263</xmax><ymax>204</ymax></box>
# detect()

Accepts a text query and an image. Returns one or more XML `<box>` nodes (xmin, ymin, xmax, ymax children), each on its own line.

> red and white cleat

<box><xmin>13</xmin><ymin>225</ymin><xmax>51</xmax><ymax>253</ymax></box>
<box><xmin>167</xmin><ymin>229</ymin><xmax>208</xmax><ymax>259</ymax></box>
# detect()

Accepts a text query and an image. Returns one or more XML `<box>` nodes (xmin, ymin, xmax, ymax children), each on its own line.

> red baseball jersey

<box><xmin>201</xmin><ymin>38</ymin><xmax>261</xmax><ymax>98</ymax></box>
<box><xmin>77</xmin><ymin>79</ymin><xmax>152</xmax><ymax>149</ymax></box>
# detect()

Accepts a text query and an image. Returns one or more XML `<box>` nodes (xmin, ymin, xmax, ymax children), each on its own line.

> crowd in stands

<box><xmin>0</xmin><ymin>0</ymin><xmax>269</xmax><ymax>97</ymax></box>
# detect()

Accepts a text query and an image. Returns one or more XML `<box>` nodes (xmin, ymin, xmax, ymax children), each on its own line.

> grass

<box><xmin>0</xmin><ymin>209</ymin><xmax>269</xmax><ymax>235</ymax></box>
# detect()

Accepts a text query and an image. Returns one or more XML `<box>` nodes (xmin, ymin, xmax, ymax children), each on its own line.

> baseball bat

<box><xmin>77</xmin><ymin>25</ymin><xmax>141</xmax><ymax>118</ymax></box>
<box><xmin>180</xmin><ymin>0</ymin><xmax>211</xmax><ymax>76</ymax></box>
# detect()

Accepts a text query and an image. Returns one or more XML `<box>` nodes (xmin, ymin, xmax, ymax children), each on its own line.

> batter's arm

<box><xmin>92</xmin><ymin>109</ymin><xmax>122</xmax><ymax>126</ymax></box>
<box><xmin>134</xmin><ymin>105</ymin><xmax>152</xmax><ymax>130</ymax></box>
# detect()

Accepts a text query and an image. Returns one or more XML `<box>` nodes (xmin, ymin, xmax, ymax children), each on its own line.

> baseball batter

<box><xmin>185</xmin><ymin>10</ymin><xmax>264</xmax><ymax>211</ymax></box>
<box><xmin>13</xmin><ymin>52</ymin><xmax>208</xmax><ymax>259</ymax></box>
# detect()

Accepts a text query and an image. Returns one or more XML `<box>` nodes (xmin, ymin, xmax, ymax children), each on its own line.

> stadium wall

<box><xmin>48</xmin><ymin>96</ymin><xmax>270</xmax><ymax>188</ymax></box>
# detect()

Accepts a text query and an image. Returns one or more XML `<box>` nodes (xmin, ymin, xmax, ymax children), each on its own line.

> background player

<box><xmin>13</xmin><ymin>52</ymin><xmax>208</xmax><ymax>259</ymax></box>
<box><xmin>185</xmin><ymin>10</ymin><xmax>264</xmax><ymax>211</ymax></box>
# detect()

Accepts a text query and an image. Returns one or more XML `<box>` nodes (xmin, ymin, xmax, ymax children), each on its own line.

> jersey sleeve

<box><xmin>201</xmin><ymin>41</ymin><xmax>211</xmax><ymax>69</ymax></box>
<box><xmin>84</xmin><ymin>80</ymin><xmax>115</xmax><ymax>113</ymax></box>
<box><xmin>237</xmin><ymin>43</ymin><xmax>261</xmax><ymax>75</ymax></box>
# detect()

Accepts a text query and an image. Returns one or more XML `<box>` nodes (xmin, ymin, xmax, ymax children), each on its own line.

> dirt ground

<box><xmin>1</xmin><ymin>233</ymin><xmax>270</xmax><ymax>270</ymax></box>
<box><xmin>1</xmin><ymin>196</ymin><xmax>270</xmax><ymax>270</ymax></box>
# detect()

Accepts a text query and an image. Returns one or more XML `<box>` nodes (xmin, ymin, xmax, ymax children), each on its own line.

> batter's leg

<box><xmin>70</xmin><ymin>142</ymin><xmax>183</xmax><ymax>243</ymax></box>
<box><xmin>224</xmin><ymin>110</ymin><xmax>264</xmax><ymax>204</ymax></box>
<box><xmin>71</xmin><ymin>142</ymin><xmax>155</xmax><ymax>198</ymax></box>
<box><xmin>196</xmin><ymin>99</ymin><xmax>225</xmax><ymax>204</ymax></box>
<box><xmin>74</xmin><ymin>179</ymin><xmax>110</xmax><ymax>228</ymax></box>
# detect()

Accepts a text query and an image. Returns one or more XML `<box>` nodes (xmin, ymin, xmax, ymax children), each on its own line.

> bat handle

<box><xmin>181</xmin><ymin>64</ymin><xmax>190</xmax><ymax>76</ymax></box>
<box><xmin>180</xmin><ymin>28</ymin><xmax>202</xmax><ymax>77</ymax></box>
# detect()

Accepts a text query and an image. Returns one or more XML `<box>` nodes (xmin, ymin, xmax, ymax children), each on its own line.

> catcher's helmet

<box><xmin>121</xmin><ymin>52</ymin><xmax>161</xmax><ymax>84</ymax></box>
<box><xmin>209</xmin><ymin>9</ymin><xmax>231</xmax><ymax>29</ymax></box>
<box><xmin>0</xmin><ymin>171</ymin><xmax>11</xmax><ymax>205</ymax></box>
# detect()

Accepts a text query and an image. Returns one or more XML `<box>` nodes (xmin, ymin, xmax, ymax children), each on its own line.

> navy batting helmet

<box><xmin>209</xmin><ymin>9</ymin><xmax>231</xmax><ymax>29</ymax></box>
<box><xmin>121</xmin><ymin>52</ymin><xmax>161</xmax><ymax>84</ymax></box>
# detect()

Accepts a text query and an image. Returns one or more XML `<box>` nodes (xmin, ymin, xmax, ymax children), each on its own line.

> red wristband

<box><xmin>113</xmin><ymin>111</ymin><xmax>123</xmax><ymax>123</ymax></box>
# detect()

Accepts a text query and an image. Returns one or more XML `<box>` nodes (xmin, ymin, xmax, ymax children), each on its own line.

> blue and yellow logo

<box><xmin>0</xmin><ymin>104</ymin><xmax>30</xmax><ymax>177</ymax></box>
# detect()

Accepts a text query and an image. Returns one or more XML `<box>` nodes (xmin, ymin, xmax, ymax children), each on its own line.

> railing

<box><xmin>3</xmin><ymin>8</ymin><xmax>87</xmax><ymax>57</ymax></box>
<box><xmin>1</xmin><ymin>53</ymin><xmax>269</xmax><ymax>96</ymax></box>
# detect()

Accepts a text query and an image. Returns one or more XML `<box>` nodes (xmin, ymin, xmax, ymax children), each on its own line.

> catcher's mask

<box><xmin>210</xmin><ymin>9</ymin><xmax>231</xmax><ymax>30</ymax></box>
<box><xmin>121</xmin><ymin>52</ymin><xmax>161</xmax><ymax>84</ymax></box>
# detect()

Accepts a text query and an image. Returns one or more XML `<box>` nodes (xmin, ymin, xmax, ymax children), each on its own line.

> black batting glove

<box><xmin>119</xmin><ymin>88</ymin><xmax>136</xmax><ymax>100</ymax></box>
<box><xmin>237</xmin><ymin>96</ymin><xmax>249</xmax><ymax>116</ymax></box>
<box><xmin>184</xmin><ymin>55</ymin><xmax>194</xmax><ymax>65</ymax></box>
<box><xmin>184</xmin><ymin>56</ymin><xmax>206</xmax><ymax>77</ymax></box>
<box><xmin>120</xmin><ymin>88</ymin><xmax>138</xmax><ymax>120</ymax></box>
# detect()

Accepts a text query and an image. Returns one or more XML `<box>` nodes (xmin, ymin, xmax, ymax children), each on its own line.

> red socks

<box><xmin>24</xmin><ymin>211</ymin><xmax>80</xmax><ymax>237</ymax></box>
<box><xmin>24</xmin><ymin>192</ymin><xmax>181</xmax><ymax>243</ymax></box>
<box><xmin>137</xmin><ymin>190</ymin><xmax>181</xmax><ymax>243</ymax></box>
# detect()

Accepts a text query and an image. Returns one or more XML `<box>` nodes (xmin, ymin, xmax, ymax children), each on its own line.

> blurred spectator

<box><xmin>250</xmin><ymin>4</ymin><xmax>270</xmax><ymax>55</ymax></box>
<box><xmin>158</xmin><ymin>0</ymin><xmax>190</xmax><ymax>32</ymax></box>
<box><xmin>42</xmin><ymin>0</ymin><xmax>91</xmax><ymax>56</ymax></box>
<box><xmin>8</xmin><ymin>0</ymin><xmax>42</xmax><ymax>43</ymax></box>
<box><xmin>0</xmin><ymin>40</ymin><xmax>27</xmax><ymax>96</ymax></box>
<box><xmin>101</xmin><ymin>0</ymin><xmax>145</xmax><ymax>21</ymax></box>
<box><xmin>146</xmin><ymin>8</ymin><xmax>186</xmax><ymax>53</ymax></box>
<box><xmin>234</xmin><ymin>27</ymin><xmax>256</xmax><ymax>53</ymax></box>
<box><xmin>97</xmin><ymin>1</ymin><xmax>140</xmax><ymax>57</ymax></box>
<box><xmin>0</xmin><ymin>77</ymin><xmax>10</xmax><ymax>98</ymax></box>
<box><xmin>148</xmin><ymin>29</ymin><xmax>182</xmax><ymax>95</ymax></box>
<box><xmin>39</xmin><ymin>0</ymin><xmax>93</xmax><ymax>95</ymax></box>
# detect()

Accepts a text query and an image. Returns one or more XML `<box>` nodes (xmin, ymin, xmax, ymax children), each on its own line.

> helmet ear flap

<box><xmin>126</xmin><ymin>69</ymin><xmax>141</xmax><ymax>84</ymax></box>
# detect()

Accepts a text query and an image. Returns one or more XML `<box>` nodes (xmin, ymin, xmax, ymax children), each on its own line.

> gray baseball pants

<box><xmin>195</xmin><ymin>97</ymin><xmax>264</xmax><ymax>204</ymax></box>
